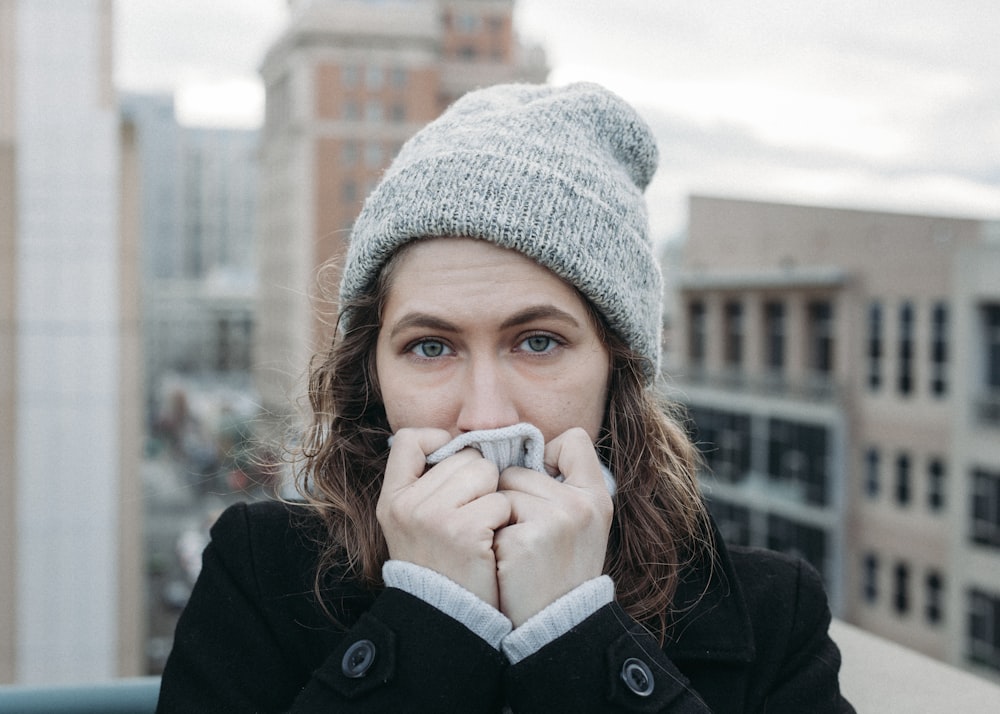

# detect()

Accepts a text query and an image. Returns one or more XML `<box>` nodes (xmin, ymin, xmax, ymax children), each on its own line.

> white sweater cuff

<box><xmin>382</xmin><ymin>560</ymin><xmax>512</xmax><ymax>650</ymax></box>
<box><xmin>501</xmin><ymin>575</ymin><xmax>615</xmax><ymax>664</ymax></box>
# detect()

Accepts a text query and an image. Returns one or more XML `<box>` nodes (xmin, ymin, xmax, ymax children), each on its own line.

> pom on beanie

<box><xmin>339</xmin><ymin>82</ymin><xmax>663</xmax><ymax>380</ymax></box>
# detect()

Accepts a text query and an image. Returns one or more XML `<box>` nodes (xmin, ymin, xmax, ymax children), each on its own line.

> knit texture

<box><xmin>339</xmin><ymin>82</ymin><xmax>664</xmax><ymax>379</ymax></box>
<box><xmin>426</xmin><ymin>423</ymin><xmax>546</xmax><ymax>473</ymax></box>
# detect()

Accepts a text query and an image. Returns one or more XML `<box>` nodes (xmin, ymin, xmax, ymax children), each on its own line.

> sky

<box><xmin>115</xmin><ymin>0</ymin><xmax>1000</xmax><ymax>243</ymax></box>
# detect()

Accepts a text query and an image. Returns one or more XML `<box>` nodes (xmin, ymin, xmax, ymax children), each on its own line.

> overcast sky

<box><xmin>116</xmin><ymin>0</ymin><xmax>1000</xmax><ymax>243</ymax></box>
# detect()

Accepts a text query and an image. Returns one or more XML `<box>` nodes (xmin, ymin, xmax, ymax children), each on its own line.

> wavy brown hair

<box><xmin>297</xmin><ymin>246</ymin><xmax>714</xmax><ymax>641</ymax></box>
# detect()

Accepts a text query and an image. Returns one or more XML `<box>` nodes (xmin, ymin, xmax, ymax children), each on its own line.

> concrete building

<box><xmin>121</xmin><ymin>93</ymin><xmax>258</xmax><ymax>418</ymax></box>
<box><xmin>670</xmin><ymin>194</ymin><xmax>1000</xmax><ymax>682</ymax></box>
<box><xmin>0</xmin><ymin>0</ymin><xmax>143</xmax><ymax>684</ymax></box>
<box><xmin>255</xmin><ymin>0</ymin><xmax>547</xmax><ymax>414</ymax></box>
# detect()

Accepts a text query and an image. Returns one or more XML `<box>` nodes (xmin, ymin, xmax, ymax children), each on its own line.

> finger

<box><xmin>543</xmin><ymin>427</ymin><xmax>606</xmax><ymax>491</ymax></box>
<box><xmin>420</xmin><ymin>449</ymin><xmax>502</xmax><ymax>505</ymax></box>
<box><xmin>382</xmin><ymin>427</ymin><xmax>452</xmax><ymax>493</ymax></box>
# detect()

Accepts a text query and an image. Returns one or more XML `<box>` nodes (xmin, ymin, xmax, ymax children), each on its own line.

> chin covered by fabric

<box><xmin>422</xmin><ymin>423</ymin><xmax>616</xmax><ymax>496</ymax></box>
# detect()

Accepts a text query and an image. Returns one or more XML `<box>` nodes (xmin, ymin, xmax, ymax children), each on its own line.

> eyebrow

<box><xmin>388</xmin><ymin>305</ymin><xmax>581</xmax><ymax>339</ymax></box>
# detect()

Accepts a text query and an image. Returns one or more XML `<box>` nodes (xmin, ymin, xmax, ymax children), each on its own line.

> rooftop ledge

<box><xmin>1</xmin><ymin>623</ymin><xmax>999</xmax><ymax>712</ymax></box>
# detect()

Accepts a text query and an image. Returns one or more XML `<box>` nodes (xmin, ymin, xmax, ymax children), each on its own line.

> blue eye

<box><xmin>410</xmin><ymin>340</ymin><xmax>451</xmax><ymax>358</ymax></box>
<box><xmin>521</xmin><ymin>335</ymin><xmax>557</xmax><ymax>353</ymax></box>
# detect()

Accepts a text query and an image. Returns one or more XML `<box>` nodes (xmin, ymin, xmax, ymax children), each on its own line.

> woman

<box><xmin>157</xmin><ymin>83</ymin><xmax>854</xmax><ymax>713</ymax></box>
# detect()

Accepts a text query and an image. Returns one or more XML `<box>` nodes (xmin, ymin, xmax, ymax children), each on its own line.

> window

<box><xmin>898</xmin><ymin>301</ymin><xmax>915</xmax><ymax>396</ymax></box>
<box><xmin>930</xmin><ymin>302</ymin><xmax>948</xmax><ymax>396</ymax></box>
<box><xmin>981</xmin><ymin>304</ymin><xmax>1000</xmax><ymax>425</ymax></box>
<box><xmin>688</xmin><ymin>300</ymin><xmax>706</xmax><ymax>368</ymax></box>
<box><xmin>927</xmin><ymin>457</ymin><xmax>946</xmax><ymax>512</ymax></box>
<box><xmin>893</xmin><ymin>562</ymin><xmax>910</xmax><ymax>614</ymax></box>
<box><xmin>390</xmin><ymin>67</ymin><xmax>407</xmax><ymax>89</ymax></box>
<box><xmin>971</xmin><ymin>468</ymin><xmax>1000</xmax><ymax>548</ymax></box>
<box><xmin>895</xmin><ymin>453</ymin><xmax>911</xmax><ymax>506</ymax></box>
<box><xmin>342</xmin><ymin>64</ymin><xmax>359</xmax><ymax>89</ymax></box>
<box><xmin>365</xmin><ymin>65</ymin><xmax>383</xmax><ymax>91</ymax></box>
<box><xmin>767</xmin><ymin>514</ymin><xmax>828</xmax><ymax>582</ymax></box>
<box><xmin>341</xmin><ymin>141</ymin><xmax>358</xmax><ymax>167</ymax></box>
<box><xmin>867</xmin><ymin>301</ymin><xmax>882</xmax><ymax>391</ymax></box>
<box><xmin>687</xmin><ymin>406</ymin><xmax>751</xmax><ymax>484</ymax></box>
<box><xmin>864</xmin><ymin>447</ymin><xmax>880</xmax><ymax>498</ymax></box>
<box><xmin>723</xmin><ymin>300</ymin><xmax>743</xmax><ymax>368</ymax></box>
<box><xmin>707</xmin><ymin>499</ymin><xmax>751</xmax><ymax>547</ymax></box>
<box><xmin>389</xmin><ymin>103</ymin><xmax>406</xmax><ymax>123</ymax></box>
<box><xmin>365</xmin><ymin>100</ymin><xmax>383</xmax><ymax>122</ymax></box>
<box><xmin>342</xmin><ymin>180</ymin><xmax>358</xmax><ymax>203</ymax></box>
<box><xmin>343</xmin><ymin>100</ymin><xmax>361</xmax><ymax>121</ymax></box>
<box><xmin>807</xmin><ymin>300</ymin><xmax>834</xmax><ymax>375</ymax></box>
<box><xmin>768</xmin><ymin>419</ymin><xmax>829</xmax><ymax>506</ymax></box>
<box><xmin>764</xmin><ymin>301</ymin><xmax>785</xmax><ymax>373</ymax></box>
<box><xmin>862</xmin><ymin>553</ymin><xmax>879</xmax><ymax>603</ymax></box>
<box><xmin>926</xmin><ymin>571</ymin><xmax>944</xmax><ymax>625</ymax></box>
<box><xmin>364</xmin><ymin>142</ymin><xmax>383</xmax><ymax>169</ymax></box>
<box><xmin>969</xmin><ymin>589</ymin><xmax>1000</xmax><ymax>672</ymax></box>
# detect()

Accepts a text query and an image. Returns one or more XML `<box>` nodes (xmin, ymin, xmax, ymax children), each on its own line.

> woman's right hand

<box><xmin>376</xmin><ymin>428</ymin><xmax>512</xmax><ymax>609</ymax></box>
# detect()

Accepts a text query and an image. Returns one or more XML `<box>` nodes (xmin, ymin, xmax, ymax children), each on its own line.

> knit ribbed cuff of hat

<box><xmin>382</xmin><ymin>560</ymin><xmax>512</xmax><ymax>649</ymax></box>
<box><xmin>500</xmin><ymin>575</ymin><xmax>615</xmax><ymax>664</ymax></box>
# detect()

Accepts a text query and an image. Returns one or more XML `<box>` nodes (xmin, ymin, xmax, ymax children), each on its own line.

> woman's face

<box><xmin>375</xmin><ymin>237</ymin><xmax>611</xmax><ymax>443</ymax></box>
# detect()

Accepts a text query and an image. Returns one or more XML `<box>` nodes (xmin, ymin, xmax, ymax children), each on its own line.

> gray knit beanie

<box><xmin>339</xmin><ymin>82</ymin><xmax>663</xmax><ymax>380</ymax></box>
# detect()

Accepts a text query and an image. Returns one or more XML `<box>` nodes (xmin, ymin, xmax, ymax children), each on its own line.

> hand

<box><xmin>493</xmin><ymin>428</ymin><xmax>614</xmax><ymax>627</ymax></box>
<box><xmin>376</xmin><ymin>428</ymin><xmax>512</xmax><ymax>608</ymax></box>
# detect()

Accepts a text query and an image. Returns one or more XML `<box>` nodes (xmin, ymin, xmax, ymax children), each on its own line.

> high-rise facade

<box><xmin>670</xmin><ymin>195</ymin><xmax>1000</xmax><ymax>683</ymax></box>
<box><xmin>0</xmin><ymin>0</ymin><xmax>143</xmax><ymax>683</ymax></box>
<box><xmin>255</xmin><ymin>0</ymin><xmax>547</xmax><ymax>414</ymax></box>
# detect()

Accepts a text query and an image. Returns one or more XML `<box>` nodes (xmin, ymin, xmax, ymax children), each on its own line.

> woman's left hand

<box><xmin>493</xmin><ymin>427</ymin><xmax>614</xmax><ymax>627</ymax></box>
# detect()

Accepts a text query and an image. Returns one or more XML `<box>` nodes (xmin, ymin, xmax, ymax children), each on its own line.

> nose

<box><xmin>455</xmin><ymin>356</ymin><xmax>519</xmax><ymax>432</ymax></box>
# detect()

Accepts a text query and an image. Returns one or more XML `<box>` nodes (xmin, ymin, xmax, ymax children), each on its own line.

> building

<box><xmin>669</xmin><ymin>194</ymin><xmax>1000</xmax><ymax>682</ymax></box>
<box><xmin>121</xmin><ymin>93</ymin><xmax>258</xmax><ymax>418</ymax></box>
<box><xmin>0</xmin><ymin>0</ymin><xmax>143</xmax><ymax>683</ymax></box>
<box><xmin>255</xmin><ymin>0</ymin><xmax>547</xmax><ymax>414</ymax></box>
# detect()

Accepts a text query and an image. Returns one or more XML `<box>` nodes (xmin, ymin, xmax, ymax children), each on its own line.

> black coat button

<box><xmin>620</xmin><ymin>657</ymin><xmax>654</xmax><ymax>697</ymax></box>
<box><xmin>341</xmin><ymin>639</ymin><xmax>376</xmax><ymax>679</ymax></box>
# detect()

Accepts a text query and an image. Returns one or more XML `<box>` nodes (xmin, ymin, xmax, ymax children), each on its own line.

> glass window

<box><xmin>342</xmin><ymin>64</ymin><xmax>359</xmax><ymax>89</ymax></box>
<box><xmin>930</xmin><ymin>302</ymin><xmax>948</xmax><ymax>396</ymax></box>
<box><xmin>768</xmin><ymin>418</ymin><xmax>829</xmax><ymax>506</ymax></box>
<box><xmin>898</xmin><ymin>301</ymin><xmax>915</xmax><ymax>396</ymax></box>
<box><xmin>863</xmin><ymin>553</ymin><xmax>879</xmax><ymax>603</ymax></box>
<box><xmin>895</xmin><ymin>452</ymin><xmax>911</xmax><ymax>506</ymax></box>
<box><xmin>894</xmin><ymin>562</ymin><xmax>910</xmax><ymax>614</ymax></box>
<box><xmin>688</xmin><ymin>300</ymin><xmax>706</xmax><ymax>368</ymax></box>
<box><xmin>764</xmin><ymin>301</ymin><xmax>785</xmax><ymax>373</ymax></box>
<box><xmin>364</xmin><ymin>142</ymin><xmax>383</xmax><ymax>169</ymax></box>
<box><xmin>687</xmin><ymin>406</ymin><xmax>751</xmax><ymax>484</ymax></box>
<box><xmin>707</xmin><ymin>499</ymin><xmax>751</xmax><ymax>547</ymax></box>
<box><xmin>864</xmin><ymin>447</ymin><xmax>880</xmax><ymax>498</ymax></box>
<box><xmin>390</xmin><ymin>67</ymin><xmax>407</xmax><ymax>89</ymax></box>
<box><xmin>723</xmin><ymin>300</ymin><xmax>743</xmax><ymax>368</ymax></box>
<box><xmin>365</xmin><ymin>100</ymin><xmax>383</xmax><ymax>122</ymax></box>
<box><xmin>808</xmin><ymin>300</ymin><xmax>834</xmax><ymax>375</ymax></box>
<box><xmin>341</xmin><ymin>141</ymin><xmax>358</xmax><ymax>167</ymax></box>
<box><xmin>971</xmin><ymin>468</ymin><xmax>1000</xmax><ymax>549</ymax></box>
<box><xmin>927</xmin><ymin>457</ymin><xmax>946</xmax><ymax>512</ymax></box>
<box><xmin>365</xmin><ymin>65</ymin><xmax>383</xmax><ymax>91</ymax></box>
<box><xmin>981</xmin><ymin>304</ymin><xmax>1000</xmax><ymax>425</ymax></box>
<box><xmin>767</xmin><ymin>514</ymin><xmax>828</xmax><ymax>583</ymax></box>
<box><xmin>926</xmin><ymin>571</ymin><xmax>944</xmax><ymax>625</ymax></box>
<box><xmin>968</xmin><ymin>588</ymin><xmax>1000</xmax><ymax>672</ymax></box>
<box><xmin>867</xmin><ymin>301</ymin><xmax>882</xmax><ymax>391</ymax></box>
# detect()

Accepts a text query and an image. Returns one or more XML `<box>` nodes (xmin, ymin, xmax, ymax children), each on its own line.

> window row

<box><xmin>980</xmin><ymin>303</ymin><xmax>1000</xmax><ymax>426</ymax></box>
<box><xmin>687</xmin><ymin>297</ymin><xmax>835</xmax><ymax>379</ymax></box>
<box><xmin>341</xmin><ymin>65</ymin><xmax>409</xmax><ymax>92</ymax></box>
<box><xmin>862</xmin><ymin>447</ymin><xmax>947</xmax><ymax>512</ymax></box>
<box><xmin>336</xmin><ymin>141</ymin><xmax>404</xmax><ymax>171</ymax></box>
<box><xmin>688</xmin><ymin>406</ymin><xmax>831</xmax><ymax>506</ymax></box>
<box><xmin>709</xmin><ymin>499</ymin><xmax>830</xmax><ymax>586</ymax></box>
<box><xmin>338</xmin><ymin>98</ymin><xmax>409</xmax><ymax>123</ymax></box>
<box><xmin>860</xmin><ymin>554</ymin><xmax>944</xmax><ymax>625</ymax></box>
<box><xmin>866</xmin><ymin>299</ymin><xmax>949</xmax><ymax>398</ymax></box>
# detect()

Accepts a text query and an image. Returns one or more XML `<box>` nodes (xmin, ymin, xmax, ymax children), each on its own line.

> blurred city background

<box><xmin>2</xmin><ymin>0</ymin><xmax>999</xmax><ymax>695</ymax></box>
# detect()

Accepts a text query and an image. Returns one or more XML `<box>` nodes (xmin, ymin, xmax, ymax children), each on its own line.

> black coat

<box><xmin>157</xmin><ymin>500</ymin><xmax>854</xmax><ymax>713</ymax></box>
